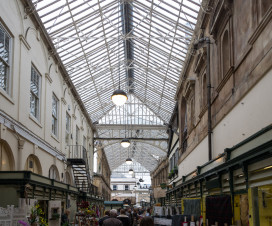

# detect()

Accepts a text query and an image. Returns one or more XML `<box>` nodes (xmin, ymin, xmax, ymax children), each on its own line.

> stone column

<box><xmin>17</xmin><ymin>139</ymin><xmax>25</xmax><ymax>171</ymax></box>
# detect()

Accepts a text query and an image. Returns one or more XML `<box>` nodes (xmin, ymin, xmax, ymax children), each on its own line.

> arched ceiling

<box><xmin>31</xmin><ymin>0</ymin><xmax>202</xmax><ymax>172</ymax></box>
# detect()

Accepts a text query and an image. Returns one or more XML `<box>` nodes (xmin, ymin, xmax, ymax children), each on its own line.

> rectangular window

<box><xmin>30</xmin><ymin>65</ymin><xmax>41</xmax><ymax>119</ymax></box>
<box><xmin>83</xmin><ymin>136</ymin><xmax>86</xmax><ymax>149</ymax></box>
<box><xmin>175</xmin><ymin>150</ymin><xmax>179</xmax><ymax>167</ymax></box>
<box><xmin>0</xmin><ymin>22</ymin><xmax>11</xmax><ymax>94</ymax></box>
<box><xmin>65</xmin><ymin>112</ymin><xmax>71</xmax><ymax>144</ymax></box>
<box><xmin>125</xmin><ymin>185</ymin><xmax>129</xmax><ymax>190</ymax></box>
<box><xmin>52</xmin><ymin>94</ymin><xmax>58</xmax><ymax>136</ymax></box>
<box><xmin>76</xmin><ymin>126</ymin><xmax>79</xmax><ymax>145</ymax></box>
<box><xmin>113</xmin><ymin>185</ymin><xmax>117</xmax><ymax>191</ymax></box>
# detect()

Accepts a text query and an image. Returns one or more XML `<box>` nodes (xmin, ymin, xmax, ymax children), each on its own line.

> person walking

<box><xmin>102</xmin><ymin>209</ymin><xmax>122</xmax><ymax>226</ymax></box>
<box><xmin>117</xmin><ymin>209</ymin><xmax>131</xmax><ymax>226</ymax></box>
<box><xmin>98</xmin><ymin>210</ymin><xmax>110</xmax><ymax>226</ymax></box>
<box><xmin>139</xmin><ymin>216</ymin><xmax>154</xmax><ymax>226</ymax></box>
<box><xmin>132</xmin><ymin>210</ymin><xmax>139</xmax><ymax>226</ymax></box>
<box><xmin>61</xmin><ymin>209</ymin><xmax>70</xmax><ymax>226</ymax></box>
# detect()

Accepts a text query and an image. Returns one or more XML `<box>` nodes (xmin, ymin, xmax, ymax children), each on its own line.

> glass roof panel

<box><xmin>32</xmin><ymin>0</ymin><xmax>202</xmax><ymax>170</ymax></box>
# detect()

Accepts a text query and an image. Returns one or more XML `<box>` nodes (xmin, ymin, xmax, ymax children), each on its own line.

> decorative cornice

<box><xmin>61</xmin><ymin>97</ymin><xmax>67</xmax><ymax>105</ymax></box>
<box><xmin>194</xmin><ymin>48</ymin><xmax>207</xmax><ymax>74</ymax></box>
<box><xmin>45</xmin><ymin>73</ymin><xmax>53</xmax><ymax>84</ymax></box>
<box><xmin>248</xmin><ymin>6</ymin><xmax>272</xmax><ymax>45</ymax></box>
<box><xmin>72</xmin><ymin>114</ymin><xmax>77</xmax><ymax>120</ymax></box>
<box><xmin>19</xmin><ymin>34</ymin><xmax>31</xmax><ymax>50</ymax></box>
<box><xmin>210</xmin><ymin>0</ymin><xmax>232</xmax><ymax>39</ymax></box>
<box><xmin>183</xmin><ymin>78</ymin><xmax>196</xmax><ymax>100</ymax></box>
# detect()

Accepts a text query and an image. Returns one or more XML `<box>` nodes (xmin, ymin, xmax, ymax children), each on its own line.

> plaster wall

<box><xmin>0</xmin><ymin>0</ymin><xmax>94</xmax><ymax>180</ymax></box>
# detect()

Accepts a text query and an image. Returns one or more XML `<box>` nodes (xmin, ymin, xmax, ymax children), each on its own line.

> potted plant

<box><xmin>168</xmin><ymin>172</ymin><xmax>172</xmax><ymax>179</ymax></box>
<box><xmin>51</xmin><ymin>213</ymin><xmax>60</xmax><ymax>220</ymax></box>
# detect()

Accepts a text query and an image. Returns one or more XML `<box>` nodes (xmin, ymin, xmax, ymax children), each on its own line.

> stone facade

<box><xmin>93</xmin><ymin>148</ymin><xmax>111</xmax><ymax>201</ymax></box>
<box><xmin>176</xmin><ymin>0</ymin><xmax>272</xmax><ymax>177</ymax></box>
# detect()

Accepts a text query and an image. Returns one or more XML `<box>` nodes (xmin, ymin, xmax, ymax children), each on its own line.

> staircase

<box><xmin>67</xmin><ymin>145</ymin><xmax>93</xmax><ymax>194</ymax></box>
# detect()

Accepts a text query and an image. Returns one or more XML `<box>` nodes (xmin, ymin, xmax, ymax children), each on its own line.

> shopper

<box><xmin>98</xmin><ymin>210</ymin><xmax>110</xmax><ymax>226</ymax></box>
<box><xmin>127</xmin><ymin>208</ymin><xmax>133</xmax><ymax>226</ymax></box>
<box><xmin>102</xmin><ymin>209</ymin><xmax>122</xmax><ymax>226</ymax></box>
<box><xmin>139</xmin><ymin>216</ymin><xmax>154</xmax><ymax>226</ymax></box>
<box><xmin>61</xmin><ymin>209</ymin><xmax>70</xmax><ymax>226</ymax></box>
<box><xmin>117</xmin><ymin>209</ymin><xmax>131</xmax><ymax>226</ymax></box>
<box><xmin>132</xmin><ymin>210</ymin><xmax>139</xmax><ymax>226</ymax></box>
<box><xmin>145</xmin><ymin>208</ymin><xmax>151</xmax><ymax>217</ymax></box>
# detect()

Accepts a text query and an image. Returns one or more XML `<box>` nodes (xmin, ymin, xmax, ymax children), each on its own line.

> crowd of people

<box><xmin>99</xmin><ymin>207</ymin><xmax>154</xmax><ymax>226</ymax></box>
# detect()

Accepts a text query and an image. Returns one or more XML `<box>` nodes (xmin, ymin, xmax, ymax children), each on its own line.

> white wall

<box><xmin>213</xmin><ymin>70</ymin><xmax>272</xmax><ymax>157</ymax></box>
<box><xmin>0</xmin><ymin>0</ymin><xmax>94</xmax><ymax>181</ymax></box>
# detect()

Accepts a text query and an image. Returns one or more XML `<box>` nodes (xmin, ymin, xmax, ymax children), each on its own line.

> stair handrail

<box><xmin>82</xmin><ymin>147</ymin><xmax>93</xmax><ymax>194</ymax></box>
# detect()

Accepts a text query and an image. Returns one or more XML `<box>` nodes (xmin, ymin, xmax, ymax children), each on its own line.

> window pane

<box><xmin>52</xmin><ymin>94</ymin><xmax>58</xmax><ymax>136</ymax></box>
<box><xmin>30</xmin><ymin>66</ymin><xmax>41</xmax><ymax>119</ymax></box>
<box><xmin>0</xmin><ymin>23</ymin><xmax>11</xmax><ymax>93</ymax></box>
<box><xmin>0</xmin><ymin>61</ymin><xmax>8</xmax><ymax>91</ymax></box>
<box><xmin>66</xmin><ymin>112</ymin><xmax>70</xmax><ymax>132</ymax></box>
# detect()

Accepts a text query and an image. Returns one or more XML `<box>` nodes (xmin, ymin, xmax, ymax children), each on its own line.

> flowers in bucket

<box><xmin>77</xmin><ymin>201</ymin><xmax>99</xmax><ymax>225</ymax></box>
<box><xmin>28</xmin><ymin>202</ymin><xmax>48</xmax><ymax>226</ymax></box>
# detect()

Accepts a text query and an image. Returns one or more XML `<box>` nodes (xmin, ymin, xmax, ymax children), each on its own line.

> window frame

<box><xmin>113</xmin><ymin>185</ymin><xmax>117</xmax><ymax>191</ymax></box>
<box><xmin>76</xmin><ymin>125</ymin><xmax>80</xmax><ymax>145</ymax></box>
<box><xmin>0</xmin><ymin>21</ymin><xmax>12</xmax><ymax>95</ymax></box>
<box><xmin>83</xmin><ymin>135</ymin><xmax>86</xmax><ymax>149</ymax></box>
<box><xmin>30</xmin><ymin>64</ymin><xmax>41</xmax><ymax>120</ymax></box>
<box><xmin>65</xmin><ymin>112</ymin><xmax>71</xmax><ymax>144</ymax></box>
<box><xmin>125</xmin><ymin>185</ymin><xmax>129</xmax><ymax>190</ymax></box>
<box><xmin>52</xmin><ymin>93</ymin><xmax>59</xmax><ymax>137</ymax></box>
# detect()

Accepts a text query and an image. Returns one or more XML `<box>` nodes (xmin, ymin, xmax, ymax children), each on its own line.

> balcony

<box><xmin>67</xmin><ymin>145</ymin><xmax>87</xmax><ymax>165</ymax></box>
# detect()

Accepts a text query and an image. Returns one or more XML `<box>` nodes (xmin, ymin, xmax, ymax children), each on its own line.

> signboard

<box><xmin>154</xmin><ymin>217</ymin><xmax>172</xmax><ymax>225</ymax></box>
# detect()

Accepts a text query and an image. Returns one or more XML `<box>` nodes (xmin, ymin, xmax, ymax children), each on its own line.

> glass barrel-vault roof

<box><xmin>31</xmin><ymin>0</ymin><xmax>202</xmax><ymax>171</ymax></box>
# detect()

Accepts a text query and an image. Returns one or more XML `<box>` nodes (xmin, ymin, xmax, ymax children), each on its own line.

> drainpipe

<box><xmin>194</xmin><ymin>37</ymin><xmax>212</xmax><ymax>161</ymax></box>
<box><xmin>206</xmin><ymin>37</ymin><xmax>212</xmax><ymax>161</ymax></box>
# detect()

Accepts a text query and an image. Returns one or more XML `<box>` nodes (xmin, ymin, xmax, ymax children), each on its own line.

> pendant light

<box><xmin>121</xmin><ymin>138</ymin><xmax>131</xmax><ymax>148</ymax></box>
<box><xmin>129</xmin><ymin>169</ymin><xmax>134</xmax><ymax>174</ymax></box>
<box><xmin>125</xmin><ymin>141</ymin><xmax>132</xmax><ymax>164</ymax></box>
<box><xmin>126</xmin><ymin>157</ymin><xmax>132</xmax><ymax>165</ymax></box>
<box><xmin>111</xmin><ymin>0</ymin><xmax>127</xmax><ymax>106</ymax></box>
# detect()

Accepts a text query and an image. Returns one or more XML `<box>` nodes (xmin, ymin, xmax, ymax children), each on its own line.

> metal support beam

<box><xmin>95</xmin><ymin>124</ymin><xmax>167</xmax><ymax>130</ymax></box>
<box><xmin>94</xmin><ymin>137</ymin><xmax>168</xmax><ymax>141</ymax></box>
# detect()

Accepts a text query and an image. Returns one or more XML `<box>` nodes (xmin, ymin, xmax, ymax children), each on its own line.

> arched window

<box><xmin>64</xmin><ymin>171</ymin><xmax>72</xmax><ymax>185</ymax></box>
<box><xmin>24</xmin><ymin>154</ymin><xmax>42</xmax><ymax>175</ymax></box>
<box><xmin>179</xmin><ymin>98</ymin><xmax>187</xmax><ymax>153</ymax></box>
<box><xmin>202</xmin><ymin>74</ymin><xmax>207</xmax><ymax>107</ymax></box>
<box><xmin>49</xmin><ymin>165</ymin><xmax>60</xmax><ymax>181</ymax></box>
<box><xmin>0</xmin><ymin>141</ymin><xmax>14</xmax><ymax>171</ymax></box>
<box><xmin>260</xmin><ymin>0</ymin><xmax>272</xmax><ymax>18</ymax></box>
<box><xmin>222</xmin><ymin>30</ymin><xmax>230</xmax><ymax>76</ymax></box>
<box><xmin>190</xmin><ymin>97</ymin><xmax>195</xmax><ymax>128</ymax></box>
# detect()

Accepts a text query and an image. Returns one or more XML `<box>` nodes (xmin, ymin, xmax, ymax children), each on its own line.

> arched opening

<box><xmin>24</xmin><ymin>154</ymin><xmax>42</xmax><ymax>175</ymax></box>
<box><xmin>190</xmin><ymin>97</ymin><xmax>195</xmax><ymax>129</ymax></box>
<box><xmin>0</xmin><ymin>140</ymin><xmax>15</xmax><ymax>171</ymax></box>
<box><xmin>202</xmin><ymin>74</ymin><xmax>207</xmax><ymax>107</ymax></box>
<box><xmin>222</xmin><ymin>30</ymin><xmax>230</xmax><ymax>76</ymax></box>
<box><xmin>64</xmin><ymin>171</ymin><xmax>72</xmax><ymax>185</ymax></box>
<box><xmin>179</xmin><ymin>98</ymin><xmax>187</xmax><ymax>154</ymax></box>
<box><xmin>49</xmin><ymin>165</ymin><xmax>60</xmax><ymax>181</ymax></box>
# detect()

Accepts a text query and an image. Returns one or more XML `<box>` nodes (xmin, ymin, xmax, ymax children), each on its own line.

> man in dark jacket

<box><xmin>102</xmin><ymin>209</ymin><xmax>122</xmax><ymax>226</ymax></box>
<box><xmin>117</xmin><ymin>209</ymin><xmax>131</xmax><ymax>226</ymax></box>
<box><xmin>99</xmin><ymin>210</ymin><xmax>110</xmax><ymax>226</ymax></box>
